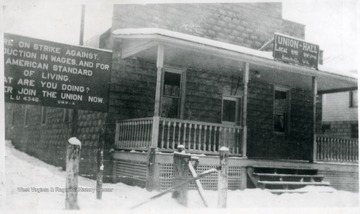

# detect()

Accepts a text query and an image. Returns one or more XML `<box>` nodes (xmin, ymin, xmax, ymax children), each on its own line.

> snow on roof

<box><xmin>113</xmin><ymin>28</ymin><xmax>357</xmax><ymax>80</ymax></box>
<box><xmin>113</xmin><ymin>28</ymin><xmax>273</xmax><ymax>58</ymax></box>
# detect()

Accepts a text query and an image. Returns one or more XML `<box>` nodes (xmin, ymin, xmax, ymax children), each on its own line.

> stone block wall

<box><xmin>112</xmin><ymin>3</ymin><xmax>305</xmax><ymax>49</ymax></box>
<box><xmin>319</xmin><ymin>166</ymin><xmax>359</xmax><ymax>192</ymax></box>
<box><xmin>246</xmin><ymin>80</ymin><xmax>318</xmax><ymax>160</ymax></box>
<box><xmin>322</xmin><ymin>121</ymin><xmax>358</xmax><ymax>139</ymax></box>
<box><xmin>184</xmin><ymin>67</ymin><xmax>243</xmax><ymax>123</ymax></box>
<box><xmin>5</xmin><ymin>103</ymin><xmax>108</xmax><ymax>179</ymax></box>
<box><xmin>108</xmin><ymin>57</ymin><xmax>157</xmax><ymax>122</ymax></box>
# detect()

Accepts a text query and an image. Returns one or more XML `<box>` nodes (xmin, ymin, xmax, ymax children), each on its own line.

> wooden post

<box><xmin>96</xmin><ymin>113</ymin><xmax>107</xmax><ymax>199</ymax></box>
<box><xmin>311</xmin><ymin>76</ymin><xmax>318</xmax><ymax>163</ymax></box>
<box><xmin>146</xmin><ymin>147</ymin><xmax>158</xmax><ymax>191</ymax></box>
<box><xmin>154</xmin><ymin>44</ymin><xmax>164</xmax><ymax>117</ymax></box>
<box><xmin>69</xmin><ymin>4</ymin><xmax>85</xmax><ymax>138</ymax></box>
<box><xmin>79</xmin><ymin>5</ymin><xmax>85</xmax><ymax>46</ymax></box>
<box><xmin>172</xmin><ymin>150</ymin><xmax>191</xmax><ymax>206</ymax></box>
<box><xmin>218</xmin><ymin>147</ymin><xmax>229</xmax><ymax>208</ymax></box>
<box><xmin>242</xmin><ymin>62</ymin><xmax>249</xmax><ymax>157</ymax></box>
<box><xmin>96</xmin><ymin>148</ymin><xmax>104</xmax><ymax>199</ymax></box>
<box><xmin>65</xmin><ymin>137</ymin><xmax>81</xmax><ymax>210</ymax></box>
<box><xmin>150</xmin><ymin>45</ymin><xmax>164</xmax><ymax>148</ymax></box>
<box><xmin>177</xmin><ymin>144</ymin><xmax>185</xmax><ymax>153</ymax></box>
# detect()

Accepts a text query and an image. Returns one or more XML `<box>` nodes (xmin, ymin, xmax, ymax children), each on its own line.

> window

<box><xmin>350</xmin><ymin>90</ymin><xmax>358</xmax><ymax>108</ymax></box>
<box><xmin>41</xmin><ymin>107</ymin><xmax>47</xmax><ymax>125</ymax></box>
<box><xmin>274</xmin><ymin>87</ymin><xmax>290</xmax><ymax>133</ymax></box>
<box><xmin>221</xmin><ymin>97</ymin><xmax>241</xmax><ymax>125</ymax></box>
<box><xmin>351</xmin><ymin>124</ymin><xmax>358</xmax><ymax>139</ymax></box>
<box><xmin>161</xmin><ymin>70</ymin><xmax>184</xmax><ymax>118</ymax></box>
<box><xmin>24</xmin><ymin>105</ymin><xmax>29</xmax><ymax>126</ymax></box>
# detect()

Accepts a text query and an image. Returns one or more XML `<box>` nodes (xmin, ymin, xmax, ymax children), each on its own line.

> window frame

<box><xmin>161</xmin><ymin>66</ymin><xmax>186</xmax><ymax>119</ymax></box>
<box><xmin>221</xmin><ymin>96</ymin><xmax>242</xmax><ymax>125</ymax></box>
<box><xmin>273</xmin><ymin>86</ymin><xmax>291</xmax><ymax>135</ymax></box>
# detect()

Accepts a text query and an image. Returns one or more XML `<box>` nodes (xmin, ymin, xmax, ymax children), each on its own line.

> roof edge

<box><xmin>113</xmin><ymin>28</ymin><xmax>357</xmax><ymax>81</ymax></box>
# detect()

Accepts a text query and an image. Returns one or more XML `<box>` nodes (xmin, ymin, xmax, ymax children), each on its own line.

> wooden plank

<box><xmin>246</xmin><ymin>167</ymin><xmax>259</xmax><ymax>188</ymax></box>
<box><xmin>253</xmin><ymin>173</ymin><xmax>324</xmax><ymax>178</ymax></box>
<box><xmin>130</xmin><ymin>168</ymin><xmax>217</xmax><ymax>209</ymax></box>
<box><xmin>188</xmin><ymin>162</ymin><xmax>208</xmax><ymax>207</ymax></box>
<box><xmin>258</xmin><ymin>181</ymin><xmax>330</xmax><ymax>186</ymax></box>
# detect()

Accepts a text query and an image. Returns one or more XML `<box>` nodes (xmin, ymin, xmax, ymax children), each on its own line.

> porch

<box><xmin>112</xmin><ymin>28</ymin><xmax>357</xmax><ymax>163</ymax></box>
<box><xmin>114</xmin><ymin>117</ymin><xmax>358</xmax><ymax>162</ymax></box>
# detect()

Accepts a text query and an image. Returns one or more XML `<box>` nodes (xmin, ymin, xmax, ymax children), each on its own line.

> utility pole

<box><xmin>65</xmin><ymin>5</ymin><xmax>86</xmax><ymax>210</ymax></box>
<box><xmin>70</xmin><ymin>5</ymin><xmax>85</xmax><ymax>137</ymax></box>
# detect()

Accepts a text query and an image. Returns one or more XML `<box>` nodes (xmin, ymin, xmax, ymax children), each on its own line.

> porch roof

<box><xmin>113</xmin><ymin>28</ymin><xmax>357</xmax><ymax>93</ymax></box>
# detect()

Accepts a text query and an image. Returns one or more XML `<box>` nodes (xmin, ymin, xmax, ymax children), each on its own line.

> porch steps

<box><xmin>247</xmin><ymin>167</ymin><xmax>330</xmax><ymax>194</ymax></box>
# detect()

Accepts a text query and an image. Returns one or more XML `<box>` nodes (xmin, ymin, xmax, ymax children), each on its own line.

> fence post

<box><xmin>172</xmin><ymin>146</ymin><xmax>191</xmax><ymax>206</ymax></box>
<box><xmin>146</xmin><ymin>147</ymin><xmax>158</xmax><ymax>191</ymax></box>
<box><xmin>65</xmin><ymin>137</ymin><xmax>81</xmax><ymax>210</ymax></box>
<box><xmin>218</xmin><ymin>147</ymin><xmax>229</xmax><ymax>208</ymax></box>
<box><xmin>96</xmin><ymin>113</ymin><xmax>107</xmax><ymax>200</ymax></box>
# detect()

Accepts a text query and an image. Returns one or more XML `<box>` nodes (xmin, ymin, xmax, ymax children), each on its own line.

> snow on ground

<box><xmin>3</xmin><ymin>140</ymin><xmax>360</xmax><ymax>212</ymax></box>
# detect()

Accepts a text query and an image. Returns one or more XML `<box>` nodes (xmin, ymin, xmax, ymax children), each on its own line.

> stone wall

<box><xmin>245</xmin><ymin>80</ymin><xmax>318</xmax><ymax>160</ymax></box>
<box><xmin>112</xmin><ymin>3</ymin><xmax>305</xmax><ymax>49</ymax></box>
<box><xmin>184</xmin><ymin>67</ymin><xmax>243</xmax><ymax>123</ymax></box>
<box><xmin>322</xmin><ymin>121</ymin><xmax>358</xmax><ymax>139</ymax></box>
<box><xmin>5</xmin><ymin>103</ymin><xmax>107</xmax><ymax>179</ymax></box>
<box><xmin>108</xmin><ymin>57</ymin><xmax>157</xmax><ymax>122</ymax></box>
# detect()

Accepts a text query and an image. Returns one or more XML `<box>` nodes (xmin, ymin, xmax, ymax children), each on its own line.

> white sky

<box><xmin>1</xmin><ymin>0</ymin><xmax>359</xmax><ymax>71</ymax></box>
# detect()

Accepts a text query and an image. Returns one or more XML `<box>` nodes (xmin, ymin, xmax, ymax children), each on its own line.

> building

<box><xmin>5</xmin><ymin>3</ymin><xmax>358</xmax><ymax>192</ymax></box>
<box><xmin>321</xmin><ymin>71</ymin><xmax>358</xmax><ymax>139</ymax></box>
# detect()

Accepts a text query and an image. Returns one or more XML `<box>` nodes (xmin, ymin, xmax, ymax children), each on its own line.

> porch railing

<box><xmin>158</xmin><ymin>117</ymin><xmax>243</xmax><ymax>154</ymax></box>
<box><xmin>316</xmin><ymin>135</ymin><xmax>358</xmax><ymax>163</ymax></box>
<box><xmin>115</xmin><ymin>117</ymin><xmax>153</xmax><ymax>149</ymax></box>
<box><xmin>115</xmin><ymin>117</ymin><xmax>243</xmax><ymax>155</ymax></box>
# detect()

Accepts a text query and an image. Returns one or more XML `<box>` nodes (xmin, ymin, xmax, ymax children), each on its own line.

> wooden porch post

<box><xmin>310</xmin><ymin>76</ymin><xmax>318</xmax><ymax>163</ymax></box>
<box><xmin>242</xmin><ymin>62</ymin><xmax>249</xmax><ymax>157</ymax></box>
<box><xmin>151</xmin><ymin>44</ymin><xmax>164</xmax><ymax>147</ymax></box>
